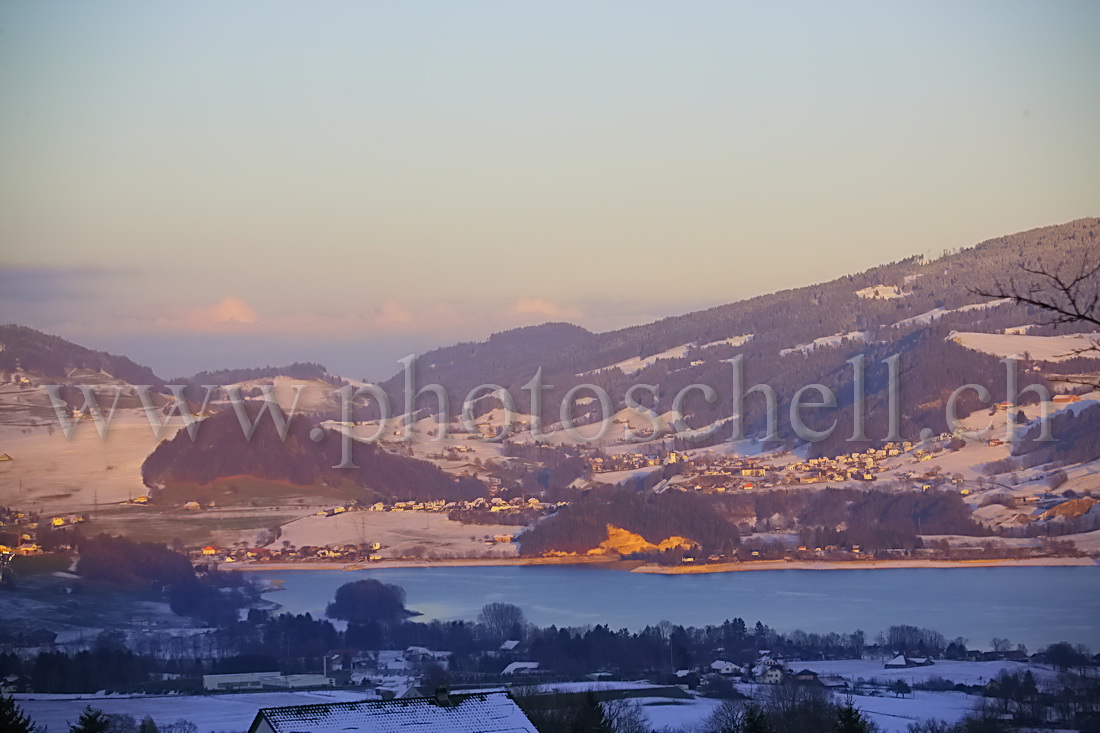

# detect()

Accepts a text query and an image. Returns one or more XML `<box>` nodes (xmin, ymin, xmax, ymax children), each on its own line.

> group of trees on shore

<box><xmin>73</xmin><ymin>534</ymin><xmax>256</xmax><ymax>626</ymax></box>
<box><xmin>516</xmin><ymin>485</ymin><xmax>991</xmax><ymax>557</ymax></box>
<box><xmin>517</xmin><ymin>490</ymin><xmax>740</xmax><ymax>557</ymax></box>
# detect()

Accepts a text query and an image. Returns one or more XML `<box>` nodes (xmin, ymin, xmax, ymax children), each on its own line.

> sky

<box><xmin>1</xmin><ymin>0</ymin><xmax>1098</xmax><ymax>380</ymax></box>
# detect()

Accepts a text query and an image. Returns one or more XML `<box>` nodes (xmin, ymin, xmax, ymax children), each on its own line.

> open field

<box><xmin>13</xmin><ymin>690</ymin><xmax>369</xmax><ymax>733</ymax></box>
<box><xmin>85</xmin><ymin>502</ymin><xmax>309</xmax><ymax>547</ymax></box>
<box><xmin>952</xmin><ymin>331</ymin><xmax>1100</xmax><ymax>362</ymax></box>
<box><xmin>0</xmin><ymin>411</ymin><xmax>177</xmax><ymax>515</ymax></box>
<box><xmin>273</xmin><ymin>510</ymin><xmax>523</xmax><ymax>558</ymax></box>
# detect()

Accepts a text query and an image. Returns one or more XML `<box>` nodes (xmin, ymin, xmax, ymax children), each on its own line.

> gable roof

<box><xmin>249</xmin><ymin>692</ymin><xmax>538</xmax><ymax>733</ymax></box>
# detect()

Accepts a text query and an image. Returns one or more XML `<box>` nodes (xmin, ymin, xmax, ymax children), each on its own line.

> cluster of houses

<box><xmin>589</xmin><ymin>450</ymin><xmax>688</xmax><ymax>474</ymax></box>
<box><xmin>297</xmin><ymin>496</ymin><xmax>554</xmax><ymax>517</ymax></box>
<box><xmin>785</xmin><ymin>444</ymin><xmax>910</xmax><ymax>484</ymax></box>
<box><xmin>664</xmin><ymin>650</ymin><xmax>936</xmax><ymax>693</ymax></box>
<box><xmin>584</xmin><ymin>442</ymin><xmax>932</xmax><ymax>494</ymax></box>
<box><xmin>0</xmin><ymin>505</ymin><xmax>81</xmax><ymax>557</ymax></box>
<box><xmin>193</xmin><ymin>540</ymin><xmax>386</xmax><ymax>564</ymax></box>
<box><xmin>683</xmin><ymin>654</ymin><xmax>854</xmax><ymax>689</ymax></box>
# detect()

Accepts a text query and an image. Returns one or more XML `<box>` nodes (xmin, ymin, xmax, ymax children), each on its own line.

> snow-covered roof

<box><xmin>251</xmin><ymin>692</ymin><xmax>538</xmax><ymax>733</ymax></box>
<box><xmin>499</xmin><ymin>640</ymin><xmax>521</xmax><ymax>651</ymax></box>
<box><xmin>885</xmin><ymin>654</ymin><xmax>908</xmax><ymax>666</ymax></box>
<box><xmin>502</xmin><ymin>661</ymin><xmax>539</xmax><ymax>675</ymax></box>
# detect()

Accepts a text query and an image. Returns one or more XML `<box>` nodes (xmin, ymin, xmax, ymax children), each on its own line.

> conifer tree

<box><xmin>837</xmin><ymin>697</ymin><xmax>871</xmax><ymax>733</ymax></box>
<box><xmin>0</xmin><ymin>695</ymin><xmax>37</xmax><ymax>733</ymax></box>
<box><xmin>68</xmin><ymin>706</ymin><xmax>110</xmax><ymax>733</ymax></box>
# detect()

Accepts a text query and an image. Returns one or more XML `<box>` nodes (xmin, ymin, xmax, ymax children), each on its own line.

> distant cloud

<box><xmin>510</xmin><ymin>297</ymin><xmax>582</xmax><ymax>321</ymax></box>
<box><xmin>185</xmin><ymin>296</ymin><xmax>260</xmax><ymax>330</ymax></box>
<box><xmin>371</xmin><ymin>300</ymin><xmax>415</xmax><ymax>330</ymax></box>
<box><xmin>30</xmin><ymin>288</ymin><xmax>672</xmax><ymax>360</ymax></box>
<box><xmin>48</xmin><ymin>296</ymin><xmax>261</xmax><ymax>336</ymax></box>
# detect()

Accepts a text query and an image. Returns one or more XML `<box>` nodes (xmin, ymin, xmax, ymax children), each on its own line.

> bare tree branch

<box><xmin>970</xmin><ymin>256</ymin><xmax>1100</xmax><ymax>330</ymax></box>
<box><xmin>970</xmin><ymin>256</ymin><xmax>1100</xmax><ymax>389</ymax></box>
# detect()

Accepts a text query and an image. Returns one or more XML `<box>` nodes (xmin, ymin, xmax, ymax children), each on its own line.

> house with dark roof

<box><xmin>819</xmin><ymin>675</ymin><xmax>849</xmax><ymax>691</ymax></box>
<box><xmin>247</xmin><ymin>690</ymin><xmax>538</xmax><ymax>733</ymax></box>
<box><xmin>791</xmin><ymin>669</ymin><xmax>821</xmax><ymax>685</ymax></box>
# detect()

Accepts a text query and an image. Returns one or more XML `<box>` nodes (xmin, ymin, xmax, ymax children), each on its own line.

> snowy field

<box><xmin>780</xmin><ymin>331</ymin><xmax>871</xmax><ymax>356</ymax></box>
<box><xmin>856</xmin><ymin>285</ymin><xmax>905</xmax><ymax>300</ymax></box>
<box><xmin>626</xmin><ymin>688</ymin><xmax>977</xmax><ymax>733</ymax></box>
<box><xmin>893</xmin><ymin>299</ymin><xmax>1012</xmax><ymax>329</ymax></box>
<box><xmin>0</xmin><ymin>411</ymin><xmax>179</xmax><ymax>515</ymax></box>
<box><xmin>12</xmin><ymin>665</ymin><xmax>1039</xmax><ymax>733</ymax></box>
<box><xmin>951</xmin><ymin>330</ymin><xmax>1100</xmax><ymax>362</ymax></box>
<box><xmin>799</xmin><ymin>658</ymin><xmax>1052</xmax><ymax>686</ymax></box>
<box><xmin>14</xmin><ymin>690</ymin><xmax>368</xmax><ymax>732</ymax></box>
<box><xmin>583</xmin><ymin>343</ymin><xmax>695</xmax><ymax>377</ymax></box>
<box><xmin>846</xmin><ymin>690</ymin><xmax>977</xmax><ymax>732</ymax></box>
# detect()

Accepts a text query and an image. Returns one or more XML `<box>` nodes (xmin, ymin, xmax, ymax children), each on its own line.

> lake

<box><xmin>246</xmin><ymin>564</ymin><xmax>1100</xmax><ymax>651</ymax></box>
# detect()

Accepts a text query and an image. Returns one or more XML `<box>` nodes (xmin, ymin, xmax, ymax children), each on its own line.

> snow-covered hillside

<box><xmin>856</xmin><ymin>284</ymin><xmax>906</xmax><ymax>299</ymax></box>
<box><xmin>950</xmin><ymin>331</ymin><xmax>1099</xmax><ymax>362</ymax></box>
<box><xmin>894</xmin><ymin>298</ymin><xmax>1012</xmax><ymax>329</ymax></box>
<box><xmin>781</xmin><ymin>331</ymin><xmax>872</xmax><ymax>356</ymax></box>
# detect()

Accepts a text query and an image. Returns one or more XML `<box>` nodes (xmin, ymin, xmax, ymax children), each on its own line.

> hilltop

<box><xmin>367</xmin><ymin>218</ymin><xmax>1099</xmax><ymax>455</ymax></box>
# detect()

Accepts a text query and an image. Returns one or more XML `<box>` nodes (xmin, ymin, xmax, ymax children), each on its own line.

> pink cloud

<box><xmin>184</xmin><ymin>296</ymin><xmax>260</xmax><ymax>331</ymax></box>
<box><xmin>510</xmin><ymin>296</ymin><xmax>582</xmax><ymax>321</ymax></box>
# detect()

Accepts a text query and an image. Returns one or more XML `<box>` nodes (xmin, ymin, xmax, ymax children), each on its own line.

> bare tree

<box><xmin>477</xmin><ymin>602</ymin><xmax>527</xmax><ymax>641</ymax></box>
<box><xmin>602</xmin><ymin>697</ymin><xmax>650</xmax><ymax>733</ymax></box>
<box><xmin>972</xmin><ymin>256</ymin><xmax>1100</xmax><ymax>387</ymax></box>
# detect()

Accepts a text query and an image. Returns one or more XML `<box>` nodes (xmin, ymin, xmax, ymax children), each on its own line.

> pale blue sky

<box><xmin>1</xmin><ymin>1</ymin><xmax>1098</xmax><ymax>378</ymax></box>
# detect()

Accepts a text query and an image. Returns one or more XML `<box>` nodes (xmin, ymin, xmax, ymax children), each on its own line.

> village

<box><xmin>9</xmin><ymin>619</ymin><xmax>1099</xmax><ymax>733</ymax></box>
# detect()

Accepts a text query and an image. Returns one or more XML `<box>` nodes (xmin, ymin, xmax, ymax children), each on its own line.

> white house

<box><xmin>710</xmin><ymin>660</ymin><xmax>741</xmax><ymax>675</ymax></box>
<box><xmin>760</xmin><ymin>666</ymin><xmax>788</xmax><ymax>685</ymax></box>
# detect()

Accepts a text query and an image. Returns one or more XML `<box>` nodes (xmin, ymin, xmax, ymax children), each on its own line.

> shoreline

<box><xmin>219</xmin><ymin>555</ymin><xmax>624</xmax><ymax>572</ymax></box>
<box><xmin>220</xmin><ymin>555</ymin><xmax>1097</xmax><ymax>574</ymax></box>
<box><xmin>631</xmin><ymin>556</ymin><xmax>1098</xmax><ymax>573</ymax></box>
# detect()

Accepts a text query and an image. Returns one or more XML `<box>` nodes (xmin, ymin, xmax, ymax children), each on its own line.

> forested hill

<box><xmin>0</xmin><ymin>324</ymin><xmax>164</xmax><ymax>386</ymax></box>
<box><xmin>170</xmin><ymin>361</ymin><xmax>333</xmax><ymax>386</ymax></box>
<box><xmin>141</xmin><ymin>405</ymin><xmax>487</xmax><ymax>502</ymax></box>
<box><xmin>0</xmin><ymin>325</ymin><xmax>337</xmax><ymax>392</ymax></box>
<box><xmin>384</xmin><ymin>219</ymin><xmax>1097</xmax><ymax>394</ymax></box>
<box><xmin>372</xmin><ymin>218</ymin><xmax>1098</xmax><ymax>452</ymax></box>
